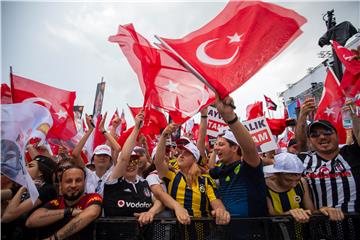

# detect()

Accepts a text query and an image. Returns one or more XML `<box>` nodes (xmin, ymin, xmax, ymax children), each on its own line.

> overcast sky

<box><xmin>2</xmin><ymin>0</ymin><xmax>359</xmax><ymax>124</ymax></box>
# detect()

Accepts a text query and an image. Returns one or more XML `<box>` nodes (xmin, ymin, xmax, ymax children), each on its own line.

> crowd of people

<box><xmin>1</xmin><ymin>95</ymin><xmax>359</xmax><ymax>240</ymax></box>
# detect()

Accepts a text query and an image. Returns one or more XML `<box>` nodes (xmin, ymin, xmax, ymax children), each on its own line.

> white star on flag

<box><xmin>166</xmin><ymin>80</ymin><xmax>180</xmax><ymax>93</ymax></box>
<box><xmin>55</xmin><ymin>109</ymin><xmax>68</xmax><ymax>120</ymax></box>
<box><xmin>324</xmin><ymin>107</ymin><xmax>335</xmax><ymax>117</ymax></box>
<box><xmin>227</xmin><ymin>33</ymin><xmax>243</xmax><ymax>43</ymax></box>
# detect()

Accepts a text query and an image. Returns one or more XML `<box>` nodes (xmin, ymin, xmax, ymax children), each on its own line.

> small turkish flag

<box><xmin>315</xmin><ymin>68</ymin><xmax>346</xmax><ymax>144</ymax></box>
<box><xmin>159</xmin><ymin>0</ymin><xmax>306</xmax><ymax>98</ymax></box>
<box><xmin>264</xmin><ymin>95</ymin><xmax>277</xmax><ymax>111</ymax></box>
<box><xmin>246</xmin><ymin>101</ymin><xmax>264</xmax><ymax>120</ymax></box>
<box><xmin>11</xmin><ymin>74</ymin><xmax>77</xmax><ymax>141</ymax></box>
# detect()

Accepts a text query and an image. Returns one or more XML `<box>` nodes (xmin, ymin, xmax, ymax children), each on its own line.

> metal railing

<box><xmin>94</xmin><ymin>213</ymin><xmax>360</xmax><ymax>240</ymax></box>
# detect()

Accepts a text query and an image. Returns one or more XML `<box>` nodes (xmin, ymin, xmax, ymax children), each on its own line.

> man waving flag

<box><xmin>158</xmin><ymin>0</ymin><xmax>306</xmax><ymax>98</ymax></box>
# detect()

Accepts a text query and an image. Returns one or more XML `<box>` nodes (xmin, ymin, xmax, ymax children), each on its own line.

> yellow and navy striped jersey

<box><xmin>168</xmin><ymin>157</ymin><xmax>179</xmax><ymax>170</ymax></box>
<box><xmin>163</xmin><ymin>170</ymin><xmax>217</xmax><ymax>217</ymax></box>
<box><xmin>266</xmin><ymin>181</ymin><xmax>305</xmax><ymax>215</ymax></box>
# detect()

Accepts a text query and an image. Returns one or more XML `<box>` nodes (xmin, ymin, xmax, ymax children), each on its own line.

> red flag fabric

<box><xmin>1</xmin><ymin>83</ymin><xmax>12</xmax><ymax>104</ymax></box>
<box><xmin>159</xmin><ymin>0</ymin><xmax>306</xmax><ymax>98</ymax></box>
<box><xmin>117</xmin><ymin>126</ymin><xmax>134</xmax><ymax>148</ymax></box>
<box><xmin>11</xmin><ymin>74</ymin><xmax>77</xmax><ymax>141</ymax></box>
<box><xmin>264</xmin><ymin>95</ymin><xmax>277</xmax><ymax>111</ymax></box>
<box><xmin>128</xmin><ymin>105</ymin><xmax>168</xmax><ymax>138</ymax></box>
<box><xmin>331</xmin><ymin>40</ymin><xmax>360</xmax><ymax>98</ymax></box>
<box><xmin>315</xmin><ymin>68</ymin><xmax>346</xmax><ymax>144</ymax></box>
<box><xmin>278</xmin><ymin>129</ymin><xmax>295</xmax><ymax>148</ymax></box>
<box><xmin>120</xmin><ymin>109</ymin><xmax>127</xmax><ymax>134</ymax></box>
<box><xmin>109</xmin><ymin>24</ymin><xmax>215</xmax><ymax>124</ymax></box>
<box><xmin>93</xmin><ymin>114</ymin><xmax>107</xmax><ymax>150</ymax></box>
<box><xmin>266</xmin><ymin>117</ymin><xmax>286</xmax><ymax>136</ymax></box>
<box><xmin>246</xmin><ymin>101</ymin><xmax>264</xmax><ymax>120</ymax></box>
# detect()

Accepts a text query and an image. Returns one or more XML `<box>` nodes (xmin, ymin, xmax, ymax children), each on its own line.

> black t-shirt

<box><xmin>103</xmin><ymin>177</ymin><xmax>153</xmax><ymax>217</ymax></box>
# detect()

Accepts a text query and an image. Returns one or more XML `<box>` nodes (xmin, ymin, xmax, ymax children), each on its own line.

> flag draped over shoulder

<box><xmin>11</xmin><ymin>74</ymin><xmax>77</xmax><ymax>141</ymax></box>
<box><xmin>331</xmin><ymin>40</ymin><xmax>360</xmax><ymax>98</ymax></box>
<box><xmin>1</xmin><ymin>102</ymin><xmax>53</xmax><ymax>203</ymax></box>
<box><xmin>109</xmin><ymin>24</ymin><xmax>215</xmax><ymax>124</ymax></box>
<box><xmin>159</xmin><ymin>0</ymin><xmax>306</xmax><ymax>98</ymax></box>
<box><xmin>315</xmin><ymin>68</ymin><xmax>346</xmax><ymax>144</ymax></box>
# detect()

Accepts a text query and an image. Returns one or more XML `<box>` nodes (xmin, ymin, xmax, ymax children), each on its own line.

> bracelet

<box><xmin>64</xmin><ymin>207</ymin><xmax>73</xmax><ymax>219</ymax></box>
<box><xmin>226</xmin><ymin>114</ymin><xmax>238</xmax><ymax>125</ymax></box>
<box><xmin>53</xmin><ymin>232</ymin><xmax>59</xmax><ymax>240</ymax></box>
<box><xmin>101</xmin><ymin>130</ymin><xmax>107</xmax><ymax>135</ymax></box>
<box><xmin>201</xmin><ymin>115</ymin><xmax>208</xmax><ymax>118</ymax></box>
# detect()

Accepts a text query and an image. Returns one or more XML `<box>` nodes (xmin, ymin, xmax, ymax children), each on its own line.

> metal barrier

<box><xmin>94</xmin><ymin>213</ymin><xmax>360</xmax><ymax>240</ymax></box>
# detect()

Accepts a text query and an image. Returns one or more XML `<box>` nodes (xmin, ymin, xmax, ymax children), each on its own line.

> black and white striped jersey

<box><xmin>298</xmin><ymin>143</ymin><xmax>360</xmax><ymax>212</ymax></box>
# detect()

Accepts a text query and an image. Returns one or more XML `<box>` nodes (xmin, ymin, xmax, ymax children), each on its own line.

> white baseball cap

<box><xmin>176</xmin><ymin>136</ymin><xmax>191</xmax><ymax>145</ymax></box>
<box><xmin>218</xmin><ymin>129</ymin><xmax>239</xmax><ymax>145</ymax></box>
<box><xmin>264</xmin><ymin>152</ymin><xmax>304</xmax><ymax>174</ymax></box>
<box><xmin>179</xmin><ymin>142</ymin><xmax>200</xmax><ymax>163</ymax></box>
<box><xmin>93</xmin><ymin>144</ymin><xmax>112</xmax><ymax>158</ymax></box>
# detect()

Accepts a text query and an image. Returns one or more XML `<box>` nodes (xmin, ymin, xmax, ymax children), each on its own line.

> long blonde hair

<box><xmin>184</xmin><ymin>161</ymin><xmax>201</xmax><ymax>187</ymax></box>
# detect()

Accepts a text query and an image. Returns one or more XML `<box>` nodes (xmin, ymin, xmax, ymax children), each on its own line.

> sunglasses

<box><xmin>129</xmin><ymin>158</ymin><xmax>139</xmax><ymax>167</ymax></box>
<box><xmin>309</xmin><ymin>129</ymin><xmax>334</xmax><ymax>138</ymax></box>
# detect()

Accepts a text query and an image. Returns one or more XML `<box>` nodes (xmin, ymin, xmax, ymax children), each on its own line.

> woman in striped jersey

<box><xmin>264</xmin><ymin>153</ymin><xmax>315</xmax><ymax>222</ymax></box>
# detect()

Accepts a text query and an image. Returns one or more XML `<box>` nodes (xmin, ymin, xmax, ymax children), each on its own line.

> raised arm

<box><xmin>2</xmin><ymin>186</ymin><xmax>41</xmax><ymax>223</ymax></box>
<box><xmin>108</xmin><ymin>110</ymin><xmax>144</xmax><ymax>181</ymax></box>
<box><xmin>295</xmin><ymin>99</ymin><xmax>315</xmax><ymax>152</ymax></box>
<box><xmin>71</xmin><ymin>114</ymin><xmax>94</xmax><ymax>168</ymax></box>
<box><xmin>109</xmin><ymin>111</ymin><xmax>121</xmax><ymax>140</ymax></box>
<box><xmin>155</xmin><ymin>123</ymin><xmax>177</xmax><ymax>179</ymax></box>
<box><xmin>215</xmin><ymin>95</ymin><xmax>259</xmax><ymax>168</ymax></box>
<box><xmin>99</xmin><ymin>112</ymin><xmax>121</xmax><ymax>153</ymax></box>
<box><xmin>347</xmin><ymin>100</ymin><xmax>360</xmax><ymax>144</ymax></box>
<box><xmin>197</xmin><ymin>107</ymin><xmax>208</xmax><ymax>160</ymax></box>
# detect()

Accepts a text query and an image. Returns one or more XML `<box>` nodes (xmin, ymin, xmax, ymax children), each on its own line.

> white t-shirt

<box><xmin>85</xmin><ymin>165</ymin><xmax>113</xmax><ymax>196</ymax></box>
<box><xmin>146</xmin><ymin>171</ymin><xmax>173</xmax><ymax>217</ymax></box>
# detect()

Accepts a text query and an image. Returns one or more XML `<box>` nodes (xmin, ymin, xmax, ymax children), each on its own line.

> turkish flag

<box><xmin>128</xmin><ymin>105</ymin><xmax>167</xmax><ymax>138</ymax></box>
<box><xmin>278</xmin><ymin>129</ymin><xmax>295</xmax><ymax>148</ymax></box>
<box><xmin>109</xmin><ymin>24</ymin><xmax>215</xmax><ymax>124</ymax></box>
<box><xmin>1</xmin><ymin>83</ymin><xmax>12</xmax><ymax>104</ymax></box>
<box><xmin>159</xmin><ymin>0</ymin><xmax>306</xmax><ymax>98</ymax></box>
<box><xmin>315</xmin><ymin>68</ymin><xmax>346</xmax><ymax>144</ymax></box>
<box><xmin>246</xmin><ymin>101</ymin><xmax>264</xmax><ymax>120</ymax></box>
<box><xmin>331</xmin><ymin>40</ymin><xmax>360</xmax><ymax>98</ymax></box>
<box><xmin>11</xmin><ymin>74</ymin><xmax>77</xmax><ymax>141</ymax></box>
<box><xmin>264</xmin><ymin>95</ymin><xmax>277</xmax><ymax>111</ymax></box>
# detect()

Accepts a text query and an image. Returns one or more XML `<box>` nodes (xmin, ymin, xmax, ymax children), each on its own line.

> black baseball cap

<box><xmin>307</xmin><ymin>120</ymin><xmax>337</xmax><ymax>136</ymax></box>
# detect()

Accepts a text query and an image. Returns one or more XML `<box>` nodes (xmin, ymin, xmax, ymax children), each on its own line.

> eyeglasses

<box><xmin>309</xmin><ymin>129</ymin><xmax>334</xmax><ymax>138</ymax></box>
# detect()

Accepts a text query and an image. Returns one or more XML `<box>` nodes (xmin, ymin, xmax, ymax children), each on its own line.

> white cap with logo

<box><xmin>93</xmin><ymin>144</ymin><xmax>112</xmax><ymax>158</ymax></box>
<box><xmin>264</xmin><ymin>152</ymin><xmax>304</xmax><ymax>174</ymax></box>
<box><xmin>180</xmin><ymin>142</ymin><xmax>200</xmax><ymax>163</ymax></box>
<box><xmin>218</xmin><ymin>129</ymin><xmax>239</xmax><ymax>145</ymax></box>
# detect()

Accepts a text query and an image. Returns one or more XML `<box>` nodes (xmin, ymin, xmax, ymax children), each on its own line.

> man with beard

<box><xmin>296</xmin><ymin>99</ymin><xmax>360</xmax><ymax>220</ymax></box>
<box><xmin>26</xmin><ymin>166</ymin><xmax>102</xmax><ymax>240</ymax></box>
